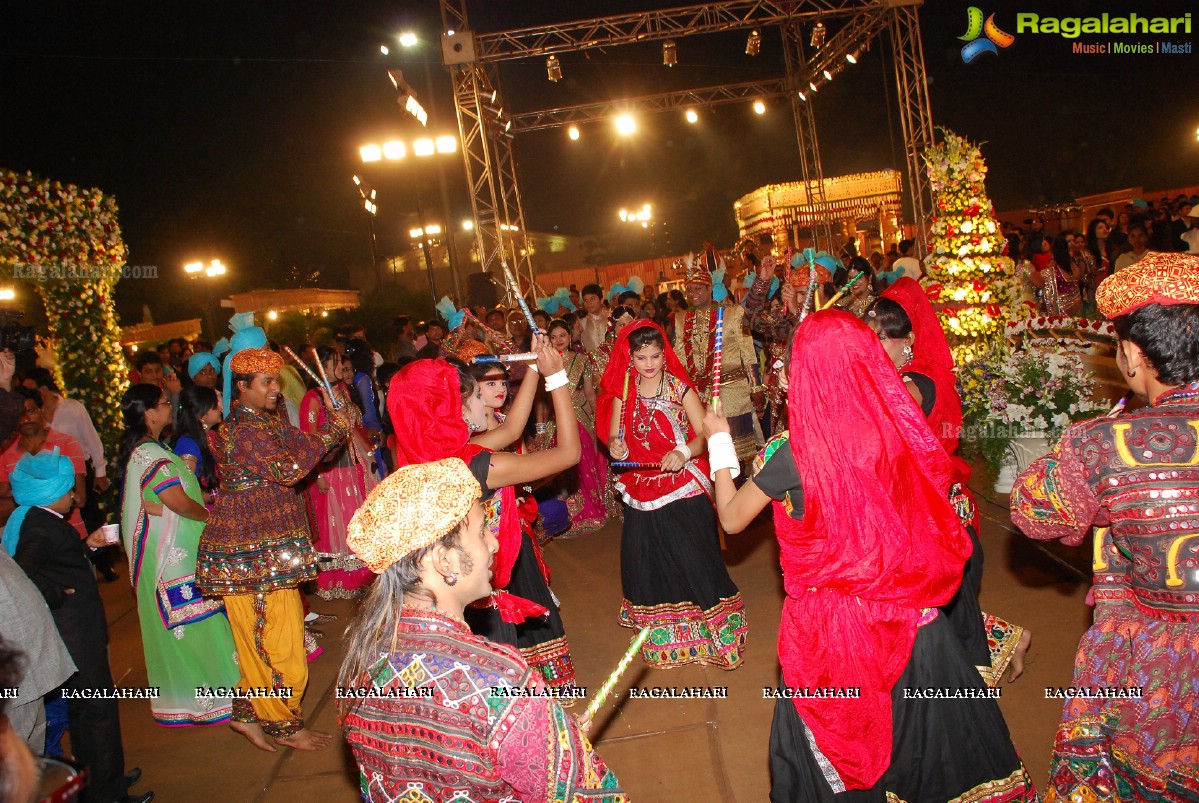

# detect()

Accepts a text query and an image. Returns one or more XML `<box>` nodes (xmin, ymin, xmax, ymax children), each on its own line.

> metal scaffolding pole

<box><xmin>888</xmin><ymin>2</ymin><xmax>935</xmax><ymax>252</ymax></box>
<box><xmin>780</xmin><ymin>23</ymin><xmax>832</xmax><ymax>253</ymax></box>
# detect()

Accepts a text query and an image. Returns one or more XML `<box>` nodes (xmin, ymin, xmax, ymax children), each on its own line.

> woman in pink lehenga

<box><xmin>299</xmin><ymin>346</ymin><xmax>376</xmax><ymax>599</ymax></box>
<box><xmin>547</xmin><ymin>320</ymin><xmax>608</xmax><ymax>533</ymax></box>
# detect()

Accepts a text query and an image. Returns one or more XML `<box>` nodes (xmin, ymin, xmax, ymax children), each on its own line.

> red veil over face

<box><xmin>387</xmin><ymin>360</ymin><xmax>529</xmax><ymax>610</ymax></box>
<box><xmin>880</xmin><ymin>277</ymin><xmax>963</xmax><ymax>454</ymax></box>
<box><xmin>777</xmin><ymin>309</ymin><xmax>970</xmax><ymax>789</ymax></box>
<box><xmin>595</xmin><ymin>319</ymin><xmax>696</xmax><ymax>448</ymax></box>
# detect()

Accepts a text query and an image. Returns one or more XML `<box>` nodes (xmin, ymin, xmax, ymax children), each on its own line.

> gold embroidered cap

<box><xmin>455</xmin><ymin>339</ymin><xmax>491</xmax><ymax>363</ymax></box>
<box><xmin>1097</xmin><ymin>251</ymin><xmax>1199</xmax><ymax>318</ymax></box>
<box><xmin>228</xmin><ymin>347</ymin><xmax>283</xmax><ymax>376</ymax></box>
<box><xmin>346</xmin><ymin>457</ymin><xmax>481</xmax><ymax>574</ymax></box>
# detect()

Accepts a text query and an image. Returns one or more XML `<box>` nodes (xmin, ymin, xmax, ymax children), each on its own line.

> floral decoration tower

<box><xmin>922</xmin><ymin>130</ymin><xmax>1015</xmax><ymax>361</ymax></box>
<box><xmin>0</xmin><ymin>169</ymin><xmax>129</xmax><ymax>455</ymax></box>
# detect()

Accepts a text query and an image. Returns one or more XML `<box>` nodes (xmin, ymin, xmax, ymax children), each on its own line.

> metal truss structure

<box><xmin>438</xmin><ymin>0</ymin><xmax>933</xmax><ymax>293</ymax></box>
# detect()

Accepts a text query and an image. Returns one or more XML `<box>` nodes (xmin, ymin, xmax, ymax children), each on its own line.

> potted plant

<box><xmin>957</xmin><ymin>344</ymin><xmax>1106</xmax><ymax>493</ymax></box>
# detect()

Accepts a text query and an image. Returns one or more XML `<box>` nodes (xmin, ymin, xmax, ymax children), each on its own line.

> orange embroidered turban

<box><xmin>346</xmin><ymin>457</ymin><xmax>481</xmax><ymax>574</ymax></box>
<box><xmin>1097</xmin><ymin>251</ymin><xmax>1199</xmax><ymax>318</ymax></box>
<box><xmin>455</xmin><ymin>339</ymin><xmax>490</xmax><ymax>363</ymax></box>
<box><xmin>228</xmin><ymin>347</ymin><xmax>283</xmax><ymax>376</ymax></box>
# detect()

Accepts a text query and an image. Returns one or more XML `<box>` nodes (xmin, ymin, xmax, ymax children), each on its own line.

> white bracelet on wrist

<box><xmin>543</xmin><ymin>369</ymin><xmax>569</xmax><ymax>392</ymax></box>
<box><xmin>707</xmin><ymin>431</ymin><xmax>741</xmax><ymax>480</ymax></box>
<box><xmin>671</xmin><ymin>445</ymin><xmax>691</xmax><ymax>463</ymax></box>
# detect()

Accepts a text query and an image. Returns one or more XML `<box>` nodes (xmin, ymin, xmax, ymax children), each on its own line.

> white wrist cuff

<box><xmin>671</xmin><ymin>445</ymin><xmax>691</xmax><ymax>463</ymax></box>
<box><xmin>544</xmin><ymin>369</ymin><xmax>569</xmax><ymax>392</ymax></box>
<box><xmin>707</xmin><ymin>432</ymin><xmax>741</xmax><ymax>480</ymax></box>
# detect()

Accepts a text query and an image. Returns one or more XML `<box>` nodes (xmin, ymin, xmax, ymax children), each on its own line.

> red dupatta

<box><xmin>880</xmin><ymin>278</ymin><xmax>963</xmax><ymax>454</ymax></box>
<box><xmin>777</xmin><ymin>310</ymin><xmax>970</xmax><ymax>789</ymax></box>
<box><xmin>388</xmin><ymin>360</ymin><xmax>541</xmax><ymax>622</ymax></box>
<box><xmin>595</xmin><ymin>321</ymin><xmax>710</xmax><ymax>501</ymax></box>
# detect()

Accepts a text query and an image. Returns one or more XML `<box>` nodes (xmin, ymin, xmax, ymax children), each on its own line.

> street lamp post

<box><xmin>352</xmin><ymin>176</ymin><xmax>382</xmax><ymax>291</ymax></box>
<box><xmin>184</xmin><ymin>259</ymin><xmax>227</xmax><ymax>340</ymax></box>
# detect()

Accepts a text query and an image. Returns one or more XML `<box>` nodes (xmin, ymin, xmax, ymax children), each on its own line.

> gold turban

<box><xmin>228</xmin><ymin>347</ymin><xmax>283</xmax><ymax>376</ymax></box>
<box><xmin>1097</xmin><ymin>251</ymin><xmax>1199</xmax><ymax>319</ymax></box>
<box><xmin>346</xmin><ymin>457</ymin><xmax>481</xmax><ymax>574</ymax></box>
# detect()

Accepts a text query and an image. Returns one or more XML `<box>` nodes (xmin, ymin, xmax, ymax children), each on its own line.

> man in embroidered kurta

<box><xmin>672</xmin><ymin>257</ymin><xmax>763</xmax><ymax>463</ymax></box>
<box><xmin>196</xmin><ymin>347</ymin><xmax>348</xmax><ymax>751</ymax></box>
<box><xmin>339</xmin><ymin>458</ymin><xmax>627</xmax><ymax>802</ymax></box>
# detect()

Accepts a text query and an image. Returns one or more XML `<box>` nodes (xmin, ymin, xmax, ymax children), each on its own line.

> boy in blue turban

<box><xmin>7</xmin><ymin>449</ymin><xmax>150</xmax><ymax>803</ymax></box>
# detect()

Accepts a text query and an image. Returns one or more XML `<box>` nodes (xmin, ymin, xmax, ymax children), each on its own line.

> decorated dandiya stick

<box><xmin>471</xmin><ymin>352</ymin><xmax>538</xmax><ymax>364</ymax></box>
<box><xmin>583</xmin><ymin>628</ymin><xmax>652</xmax><ymax>724</ymax></box>
<box><xmin>712</xmin><ymin>306</ymin><xmax>724</xmax><ymax>416</ymax></box>
<box><xmin>817</xmin><ymin>270</ymin><xmax>866</xmax><ymax>311</ymax></box>
<box><xmin>1107</xmin><ymin>391</ymin><xmax>1133</xmax><ymax>418</ymax></box>
<box><xmin>282</xmin><ymin>346</ymin><xmax>323</xmax><ymax>388</ymax></box>
<box><xmin>502</xmin><ymin>264</ymin><xmax>540</xmax><ymax>336</ymax></box>
<box><xmin>610</xmin><ymin>461</ymin><xmax>662</xmax><ymax>470</ymax></box>
<box><xmin>616</xmin><ymin>366</ymin><xmax>632</xmax><ymax>441</ymax></box>
<box><xmin>800</xmin><ymin>264</ymin><xmax>819</xmax><ymax>322</ymax></box>
<box><xmin>309</xmin><ymin>346</ymin><xmax>341</xmax><ymax>407</ymax></box>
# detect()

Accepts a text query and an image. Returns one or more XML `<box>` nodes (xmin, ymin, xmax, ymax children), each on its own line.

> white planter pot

<box><xmin>993</xmin><ymin>436</ymin><xmax>1051</xmax><ymax>494</ymax></box>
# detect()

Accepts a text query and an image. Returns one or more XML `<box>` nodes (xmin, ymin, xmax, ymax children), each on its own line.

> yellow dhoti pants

<box><xmin>224</xmin><ymin>589</ymin><xmax>307</xmax><ymax>737</ymax></box>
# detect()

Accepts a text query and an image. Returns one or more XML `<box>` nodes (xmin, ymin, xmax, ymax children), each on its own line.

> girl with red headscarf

<box><xmin>596</xmin><ymin>320</ymin><xmax>747</xmax><ymax>670</ymax></box>
<box><xmin>388</xmin><ymin>337</ymin><xmax>583</xmax><ymax>692</ymax></box>
<box><xmin>705</xmin><ymin>310</ymin><xmax>1036</xmax><ymax>800</ymax></box>
<box><xmin>868</xmin><ymin>278</ymin><xmax>1030</xmax><ymax>686</ymax></box>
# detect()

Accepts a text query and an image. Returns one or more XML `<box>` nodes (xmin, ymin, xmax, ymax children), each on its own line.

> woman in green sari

<box><xmin>116</xmin><ymin>384</ymin><xmax>239</xmax><ymax>726</ymax></box>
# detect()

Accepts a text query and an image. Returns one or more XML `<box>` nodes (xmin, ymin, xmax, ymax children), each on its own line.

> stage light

<box><xmin>546</xmin><ymin>55</ymin><xmax>562</xmax><ymax>82</ymax></box>
<box><xmin>360</xmin><ymin>145</ymin><xmax>382</xmax><ymax>162</ymax></box>
<box><xmin>685</xmin><ymin>108</ymin><xmax>698</xmax><ymax>124</ymax></box>
<box><xmin>184</xmin><ymin>262</ymin><xmax>203</xmax><ymax>274</ymax></box>
<box><xmin>809</xmin><ymin>81</ymin><xmax>819</xmax><ymax>93</ymax></box>
<box><xmin>568</xmin><ymin>126</ymin><xmax>580</xmax><ymax>140</ymax></box>
<box><xmin>810</xmin><ymin>21</ymin><xmax>826</xmax><ymax>49</ymax></box>
<box><xmin>752</xmin><ymin>100</ymin><xmax>766</xmax><ymax>115</ymax></box>
<box><xmin>504</xmin><ymin>119</ymin><xmax>512</xmax><ymax>132</ymax></box>
<box><xmin>847</xmin><ymin>49</ymin><xmax>861</xmax><ymax>64</ymax></box>
<box><xmin>399</xmin><ymin>32</ymin><xmax>417</xmax><ymax>48</ymax></box>
<box><xmin>379</xmin><ymin>45</ymin><xmax>389</xmax><ymax>55</ymax></box>
<box><xmin>823</xmin><ymin>69</ymin><xmax>833</xmax><ymax>81</ymax></box>
<box><xmin>268</xmin><ymin>310</ymin><xmax>278</xmax><ymax>321</ymax></box>
<box><xmin>351</xmin><ymin>175</ymin><xmax>361</xmax><ymax>185</ymax></box>
<box><xmin>383</xmin><ymin>140</ymin><xmax>406</xmax><ymax>159</ymax></box>
<box><xmin>463</xmin><ymin>220</ymin><xmax>475</xmax><ymax>230</ymax></box>
<box><xmin>662</xmin><ymin>40</ymin><xmax>677</xmax><ymax>67</ymax></box>
<box><xmin>615</xmin><ymin>114</ymin><xmax>637</xmax><ymax>136</ymax></box>
<box><xmin>746</xmin><ymin>29</ymin><xmax>761</xmax><ymax>56</ymax></box>
<box><xmin>619</xmin><ymin>209</ymin><xmax>628</xmax><ymax>222</ymax></box>
<box><xmin>435</xmin><ymin>135</ymin><xmax>457</xmax><ymax>153</ymax></box>
<box><xmin>797</xmin><ymin>90</ymin><xmax>807</xmax><ymax>101</ymax></box>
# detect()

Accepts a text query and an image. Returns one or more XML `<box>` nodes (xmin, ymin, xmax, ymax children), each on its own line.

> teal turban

<box><xmin>1</xmin><ymin>448</ymin><xmax>76</xmax><ymax>555</ymax></box>
<box><xmin>188</xmin><ymin>352</ymin><xmax>221</xmax><ymax>380</ymax></box>
<box><xmin>222</xmin><ymin>325</ymin><xmax>267</xmax><ymax>415</ymax></box>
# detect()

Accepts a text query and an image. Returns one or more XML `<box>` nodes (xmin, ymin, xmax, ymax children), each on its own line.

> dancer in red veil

<box><xmin>388</xmin><ymin>339</ymin><xmax>582</xmax><ymax>692</ymax></box>
<box><xmin>706</xmin><ymin>309</ymin><xmax>1036</xmax><ymax>801</ymax></box>
<box><xmin>869</xmin><ymin>278</ymin><xmax>1030</xmax><ymax>686</ymax></box>
<box><xmin>596</xmin><ymin>320</ymin><xmax>747</xmax><ymax>669</ymax></box>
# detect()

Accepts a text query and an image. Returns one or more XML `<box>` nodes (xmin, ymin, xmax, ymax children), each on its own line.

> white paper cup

<box><xmin>101</xmin><ymin>523</ymin><xmax>120</xmax><ymax>544</ymax></box>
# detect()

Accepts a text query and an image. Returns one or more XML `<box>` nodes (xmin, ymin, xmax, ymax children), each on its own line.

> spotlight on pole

<box><xmin>360</xmin><ymin>144</ymin><xmax>382</xmax><ymax>162</ymax></box>
<box><xmin>568</xmin><ymin>125</ymin><xmax>580</xmax><ymax>140</ymax></box>
<box><xmin>398</xmin><ymin>32</ymin><xmax>417</xmax><ymax>48</ymax></box>
<box><xmin>746</xmin><ymin>29</ymin><xmax>761</xmax><ymax>56</ymax></box>
<box><xmin>823</xmin><ymin>69</ymin><xmax>833</xmax><ymax>81</ymax></box>
<box><xmin>797</xmin><ymin>90</ymin><xmax>807</xmax><ymax>102</ymax></box>
<box><xmin>614</xmin><ymin>113</ymin><xmax>637</xmax><ymax>136</ymax></box>
<box><xmin>752</xmin><ymin>100</ymin><xmax>766</xmax><ymax>115</ymax></box>
<box><xmin>379</xmin><ymin>45</ymin><xmax>389</xmax><ymax>55</ymax></box>
<box><xmin>810</xmin><ymin>20</ymin><xmax>826</xmax><ymax>49</ymax></box>
<box><xmin>684</xmin><ymin>108</ymin><xmax>698</xmax><ymax>124</ymax></box>
<box><xmin>546</xmin><ymin>54</ymin><xmax>562</xmax><ymax>82</ymax></box>
<box><xmin>662</xmin><ymin>40</ymin><xmax>677</xmax><ymax>67</ymax></box>
<box><xmin>846</xmin><ymin>49</ymin><xmax>862</xmax><ymax>64</ymax></box>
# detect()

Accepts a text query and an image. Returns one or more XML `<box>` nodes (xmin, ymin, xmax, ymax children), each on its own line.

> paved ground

<box><xmin>96</xmin><ymin>473</ymin><xmax>1092</xmax><ymax>801</ymax></box>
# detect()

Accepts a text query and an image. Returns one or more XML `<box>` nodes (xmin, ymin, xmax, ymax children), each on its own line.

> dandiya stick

<box><xmin>616</xmin><ymin>367</ymin><xmax>631</xmax><ymax>442</ymax></box>
<box><xmin>308</xmin><ymin>346</ymin><xmax>342</xmax><ymax>408</ymax></box>
<box><xmin>282</xmin><ymin>346</ymin><xmax>322</xmax><ymax>387</ymax></box>
<box><xmin>502</xmin><ymin>264</ymin><xmax>540</xmax><ymax>337</ymax></box>
<box><xmin>818</xmin><ymin>270</ymin><xmax>865</xmax><ymax>311</ymax></box>
<box><xmin>472</xmin><ymin>352</ymin><xmax>537</xmax><ymax>364</ymax></box>
<box><xmin>610</xmin><ymin>461</ymin><xmax>661</xmax><ymax>470</ymax></box>
<box><xmin>1107</xmin><ymin>391</ymin><xmax>1133</xmax><ymax>418</ymax></box>
<box><xmin>712</xmin><ymin>306</ymin><xmax>724</xmax><ymax>416</ymax></box>
<box><xmin>583</xmin><ymin>628</ymin><xmax>652</xmax><ymax>724</ymax></box>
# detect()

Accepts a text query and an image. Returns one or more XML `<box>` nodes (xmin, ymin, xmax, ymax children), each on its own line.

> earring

<box><xmin>444</xmin><ymin>571</ymin><xmax>458</xmax><ymax>586</ymax></box>
<box><xmin>902</xmin><ymin>345</ymin><xmax>913</xmax><ymax>356</ymax></box>
<box><xmin>1127</xmin><ymin>368</ymin><xmax>1137</xmax><ymax>378</ymax></box>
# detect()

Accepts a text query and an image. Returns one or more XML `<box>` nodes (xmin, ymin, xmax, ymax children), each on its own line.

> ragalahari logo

<box><xmin>959</xmin><ymin>7</ymin><xmax>1015</xmax><ymax>63</ymax></box>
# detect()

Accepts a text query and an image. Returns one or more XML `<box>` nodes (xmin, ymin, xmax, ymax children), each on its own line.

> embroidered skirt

<box><xmin>769</xmin><ymin>614</ymin><xmax>1038</xmax><ymax>802</ymax></box>
<box><xmin>618</xmin><ymin>495</ymin><xmax>747</xmax><ymax>670</ymax></box>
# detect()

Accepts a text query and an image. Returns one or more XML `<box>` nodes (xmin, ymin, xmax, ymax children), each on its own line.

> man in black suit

<box><xmin>7</xmin><ymin>449</ymin><xmax>151</xmax><ymax>803</ymax></box>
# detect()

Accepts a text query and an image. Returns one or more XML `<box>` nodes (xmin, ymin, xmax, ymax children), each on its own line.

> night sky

<box><xmin>2</xmin><ymin>1</ymin><xmax>1195</xmax><ymax>322</ymax></box>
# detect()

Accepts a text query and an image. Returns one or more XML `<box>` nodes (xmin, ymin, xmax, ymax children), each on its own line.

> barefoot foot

<box><xmin>1006</xmin><ymin>629</ymin><xmax>1032</xmax><ymax>683</ymax></box>
<box><xmin>275</xmin><ymin>727</ymin><xmax>333</xmax><ymax>751</ymax></box>
<box><xmin>230</xmin><ymin>721</ymin><xmax>277</xmax><ymax>752</ymax></box>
